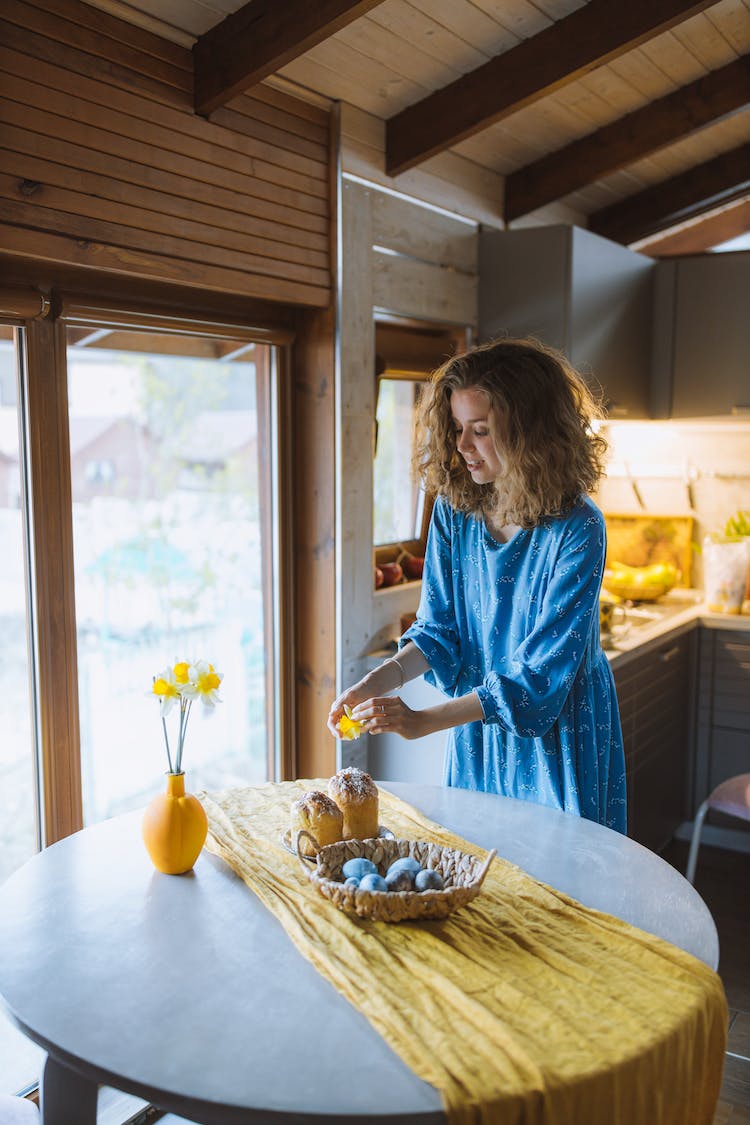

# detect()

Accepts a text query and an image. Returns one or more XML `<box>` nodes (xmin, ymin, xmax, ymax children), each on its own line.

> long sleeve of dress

<box><xmin>475</xmin><ymin>510</ymin><xmax>605</xmax><ymax>737</ymax></box>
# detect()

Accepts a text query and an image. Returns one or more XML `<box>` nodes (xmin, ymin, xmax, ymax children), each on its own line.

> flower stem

<box><xmin>161</xmin><ymin>717</ymin><xmax>174</xmax><ymax>774</ymax></box>
<box><xmin>177</xmin><ymin>700</ymin><xmax>193</xmax><ymax>773</ymax></box>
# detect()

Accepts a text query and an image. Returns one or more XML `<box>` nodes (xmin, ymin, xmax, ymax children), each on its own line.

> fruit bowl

<box><xmin>295</xmin><ymin>832</ymin><xmax>495</xmax><ymax>922</ymax></box>
<box><xmin>602</xmin><ymin>563</ymin><xmax>680</xmax><ymax>602</ymax></box>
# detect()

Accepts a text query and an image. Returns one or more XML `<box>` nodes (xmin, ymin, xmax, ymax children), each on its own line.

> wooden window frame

<box><xmin>8</xmin><ymin>284</ymin><xmax>299</xmax><ymax>845</ymax></box>
<box><xmin>373</xmin><ymin>318</ymin><xmax>469</xmax><ymax>569</ymax></box>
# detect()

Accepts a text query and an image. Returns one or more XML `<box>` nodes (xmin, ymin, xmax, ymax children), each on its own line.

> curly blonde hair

<box><xmin>413</xmin><ymin>337</ymin><xmax>608</xmax><ymax>528</ymax></box>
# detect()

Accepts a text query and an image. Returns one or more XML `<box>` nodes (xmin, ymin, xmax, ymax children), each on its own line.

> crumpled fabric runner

<box><xmin>199</xmin><ymin>780</ymin><xmax>727</xmax><ymax>1125</ymax></box>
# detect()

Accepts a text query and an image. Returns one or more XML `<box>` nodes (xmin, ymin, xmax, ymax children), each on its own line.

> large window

<box><xmin>64</xmin><ymin>326</ymin><xmax>281</xmax><ymax>823</ymax></box>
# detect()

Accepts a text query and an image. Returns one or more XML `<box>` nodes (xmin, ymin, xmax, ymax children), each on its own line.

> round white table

<box><xmin>0</xmin><ymin>783</ymin><xmax>719</xmax><ymax>1124</ymax></box>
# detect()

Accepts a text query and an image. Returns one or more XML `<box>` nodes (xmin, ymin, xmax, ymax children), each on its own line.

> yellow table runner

<box><xmin>199</xmin><ymin>781</ymin><xmax>727</xmax><ymax>1125</ymax></box>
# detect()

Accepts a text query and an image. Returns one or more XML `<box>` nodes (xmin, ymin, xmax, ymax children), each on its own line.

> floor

<box><xmin>660</xmin><ymin>839</ymin><xmax>750</xmax><ymax>1125</ymax></box>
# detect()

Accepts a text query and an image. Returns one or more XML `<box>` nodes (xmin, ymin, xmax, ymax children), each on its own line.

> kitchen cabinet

<box><xmin>613</xmin><ymin>630</ymin><xmax>695</xmax><ymax>853</ymax></box>
<box><xmin>478</xmin><ymin>225</ymin><xmax>654</xmax><ymax>418</ymax></box>
<box><xmin>653</xmin><ymin>252</ymin><xmax>750</xmax><ymax>418</ymax></box>
<box><xmin>693</xmin><ymin>627</ymin><xmax>750</xmax><ymax>835</ymax></box>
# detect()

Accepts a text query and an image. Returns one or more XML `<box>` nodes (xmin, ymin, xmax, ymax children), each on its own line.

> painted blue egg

<box><xmin>415</xmin><ymin>868</ymin><xmax>444</xmax><ymax>891</ymax></box>
<box><xmin>385</xmin><ymin>868</ymin><xmax>416</xmax><ymax>892</ymax></box>
<box><xmin>343</xmin><ymin>876</ymin><xmax>360</xmax><ymax>888</ymax></box>
<box><xmin>358</xmin><ymin>873</ymin><xmax>388</xmax><ymax>892</ymax></box>
<box><xmin>342</xmin><ymin>857</ymin><xmax>378</xmax><ymax>880</ymax></box>
<box><xmin>386</xmin><ymin>856</ymin><xmax>421</xmax><ymax>877</ymax></box>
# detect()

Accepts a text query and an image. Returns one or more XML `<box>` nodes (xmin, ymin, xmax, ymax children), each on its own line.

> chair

<box><xmin>0</xmin><ymin>1095</ymin><xmax>39</xmax><ymax>1124</ymax></box>
<box><xmin>686</xmin><ymin>772</ymin><xmax>750</xmax><ymax>884</ymax></box>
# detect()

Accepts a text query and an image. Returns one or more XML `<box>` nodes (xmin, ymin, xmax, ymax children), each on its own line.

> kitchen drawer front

<box><xmin>711</xmin><ymin>631</ymin><xmax>750</xmax><ymax>732</ymax></box>
<box><xmin>613</xmin><ymin>632</ymin><xmax>693</xmax><ymax>851</ymax></box>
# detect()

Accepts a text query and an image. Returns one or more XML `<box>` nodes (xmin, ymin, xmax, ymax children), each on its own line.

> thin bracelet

<box><xmin>384</xmin><ymin>655</ymin><xmax>404</xmax><ymax>689</ymax></box>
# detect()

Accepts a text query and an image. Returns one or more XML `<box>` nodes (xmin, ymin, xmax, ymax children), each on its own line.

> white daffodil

<box><xmin>151</xmin><ymin>667</ymin><xmax>181</xmax><ymax>718</ymax></box>
<box><xmin>182</xmin><ymin>660</ymin><xmax>223</xmax><ymax>707</ymax></box>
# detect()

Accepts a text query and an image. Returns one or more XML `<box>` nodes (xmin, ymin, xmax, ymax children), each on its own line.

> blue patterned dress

<box><xmin>401</xmin><ymin>494</ymin><xmax>627</xmax><ymax>832</ymax></box>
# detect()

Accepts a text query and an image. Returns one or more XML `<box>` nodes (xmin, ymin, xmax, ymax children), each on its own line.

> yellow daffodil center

<box><xmin>338</xmin><ymin>704</ymin><xmax>365</xmax><ymax>741</ymax></box>
<box><xmin>152</xmin><ymin>677</ymin><xmax>179</xmax><ymax>700</ymax></box>
<box><xmin>195</xmin><ymin>665</ymin><xmax>221</xmax><ymax>694</ymax></box>
<box><xmin>173</xmin><ymin>661</ymin><xmax>190</xmax><ymax>684</ymax></box>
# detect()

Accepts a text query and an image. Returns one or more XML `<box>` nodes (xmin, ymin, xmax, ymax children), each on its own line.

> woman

<box><xmin>328</xmin><ymin>338</ymin><xmax>626</xmax><ymax>832</ymax></box>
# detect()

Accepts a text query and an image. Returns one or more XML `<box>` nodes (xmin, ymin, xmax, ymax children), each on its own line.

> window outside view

<box><xmin>66</xmin><ymin>328</ymin><xmax>275</xmax><ymax>826</ymax></box>
<box><xmin>373</xmin><ymin>377</ymin><xmax>426</xmax><ymax>546</ymax></box>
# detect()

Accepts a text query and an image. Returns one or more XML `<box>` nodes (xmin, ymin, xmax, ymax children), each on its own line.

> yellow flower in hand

<box><xmin>337</xmin><ymin>704</ymin><xmax>365</xmax><ymax>741</ymax></box>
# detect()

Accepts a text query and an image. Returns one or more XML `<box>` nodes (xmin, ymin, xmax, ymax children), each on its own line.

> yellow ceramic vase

<box><xmin>142</xmin><ymin>772</ymin><xmax>208</xmax><ymax>875</ymax></box>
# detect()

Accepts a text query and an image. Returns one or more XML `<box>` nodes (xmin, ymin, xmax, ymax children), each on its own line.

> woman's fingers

<box><xmin>352</xmin><ymin>697</ymin><xmax>412</xmax><ymax>735</ymax></box>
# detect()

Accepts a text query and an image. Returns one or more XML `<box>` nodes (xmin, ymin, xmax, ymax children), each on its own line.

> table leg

<box><xmin>40</xmin><ymin>1055</ymin><xmax>98</xmax><ymax>1125</ymax></box>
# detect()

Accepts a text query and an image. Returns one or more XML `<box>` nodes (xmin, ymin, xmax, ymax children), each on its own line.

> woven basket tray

<box><xmin>296</xmin><ymin>830</ymin><xmax>495</xmax><ymax>922</ymax></box>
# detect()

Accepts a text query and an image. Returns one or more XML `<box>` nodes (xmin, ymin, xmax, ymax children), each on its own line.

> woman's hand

<box><xmin>350</xmin><ymin>696</ymin><xmax>428</xmax><ymax>741</ymax></box>
<box><xmin>327</xmin><ymin>681</ymin><xmax>375</xmax><ymax>739</ymax></box>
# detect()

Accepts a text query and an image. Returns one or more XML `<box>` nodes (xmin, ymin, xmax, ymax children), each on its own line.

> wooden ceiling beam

<box><xmin>385</xmin><ymin>0</ymin><xmax>721</xmax><ymax>177</ymax></box>
<box><xmin>194</xmin><ymin>0</ymin><xmax>385</xmax><ymax>116</ymax></box>
<box><xmin>635</xmin><ymin>197</ymin><xmax>750</xmax><ymax>256</ymax></box>
<box><xmin>589</xmin><ymin>143</ymin><xmax>750</xmax><ymax>245</ymax></box>
<box><xmin>505</xmin><ymin>56</ymin><xmax>750</xmax><ymax>221</ymax></box>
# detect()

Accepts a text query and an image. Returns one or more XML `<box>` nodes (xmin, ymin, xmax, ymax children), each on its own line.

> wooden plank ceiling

<box><xmin>83</xmin><ymin>0</ymin><xmax>750</xmax><ymax>254</ymax></box>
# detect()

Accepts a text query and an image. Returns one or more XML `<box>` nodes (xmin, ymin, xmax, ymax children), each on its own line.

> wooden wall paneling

<box><xmin>0</xmin><ymin>211</ymin><xmax>328</xmax><ymax>306</ymax></box>
<box><xmin>0</xmin><ymin>0</ymin><xmax>332</xmax><ymax>308</ymax></box>
<box><xmin>0</xmin><ymin>148</ymin><xmax>328</xmax><ymax>266</ymax></box>
<box><xmin>292</xmin><ymin>302</ymin><xmax>337</xmax><ymax>781</ymax></box>
<box><xmin>0</xmin><ymin>173</ymin><xmax>328</xmax><ymax>286</ymax></box>
<box><xmin>338</xmin><ymin>179</ymin><xmax>376</xmax><ymax>772</ymax></box>
<box><xmin>0</xmin><ymin>8</ymin><xmax>190</xmax><ymax>110</ymax></box>
<box><xmin>370</xmin><ymin>190</ymin><xmax>478</xmax><ymax>273</ymax></box>
<box><xmin>209</xmin><ymin>102</ymin><xmax>330</xmax><ymax>166</ymax></box>
<box><xmin>372</xmin><ymin>251</ymin><xmax>477</xmax><ymax>328</ymax></box>
<box><xmin>16</xmin><ymin>0</ymin><xmax>191</xmax><ymax>78</ymax></box>
<box><xmin>252</xmin><ymin>80</ymin><xmax>333</xmax><ymax>130</ymax></box>
<box><xmin>22</xmin><ymin>317</ymin><xmax>83</xmax><ymax>844</ymax></box>
<box><xmin>0</xmin><ymin>76</ymin><xmax>327</xmax><ymax>215</ymax></box>
<box><xmin>0</xmin><ymin>45</ymin><xmax>330</xmax><ymax>221</ymax></box>
<box><xmin>27</xmin><ymin>0</ymin><xmax>191</xmax><ymax>67</ymax></box>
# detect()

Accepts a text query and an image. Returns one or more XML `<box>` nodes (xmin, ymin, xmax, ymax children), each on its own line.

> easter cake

<box><xmin>327</xmin><ymin>767</ymin><xmax>379</xmax><ymax>841</ymax></box>
<box><xmin>290</xmin><ymin>790</ymin><xmax>344</xmax><ymax>857</ymax></box>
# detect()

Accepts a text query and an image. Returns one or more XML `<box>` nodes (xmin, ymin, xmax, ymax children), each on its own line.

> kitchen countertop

<box><xmin>603</xmin><ymin>592</ymin><xmax>750</xmax><ymax>669</ymax></box>
<box><xmin>371</xmin><ymin>593</ymin><xmax>749</xmax><ymax>674</ymax></box>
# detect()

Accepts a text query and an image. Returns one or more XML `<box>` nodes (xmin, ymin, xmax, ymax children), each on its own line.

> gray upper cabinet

<box><xmin>478</xmin><ymin>225</ymin><xmax>654</xmax><ymax>418</ymax></box>
<box><xmin>654</xmin><ymin>253</ymin><xmax>750</xmax><ymax>418</ymax></box>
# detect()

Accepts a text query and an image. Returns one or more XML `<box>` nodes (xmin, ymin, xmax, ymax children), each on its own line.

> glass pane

<box><xmin>373</xmin><ymin>377</ymin><xmax>425</xmax><ymax>546</ymax></box>
<box><xmin>0</xmin><ymin>324</ymin><xmax>45</xmax><ymax>1094</ymax></box>
<box><xmin>0</xmin><ymin>326</ymin><xmax>38</xmax><ymax>880</ymax></box>
<box><xmin>66</xmin><ymin>328</ymin><xmax>276</xmax><ymax>825</ymax></box>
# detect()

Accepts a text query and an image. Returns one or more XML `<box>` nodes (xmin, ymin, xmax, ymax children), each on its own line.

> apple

<box><xmin>379</xmin><ymin>562</ymin><xmax>403</xmax><ymax>587</ymax></box>
<box><xmin>402</xmin><ymin>554</ymin><xmax>424</xmax><ymax>580</ymax></box>
<box><xmin>374</xmin><ymin>566</ymin><xmax>384</xmax><ymax>589</ymax></box>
